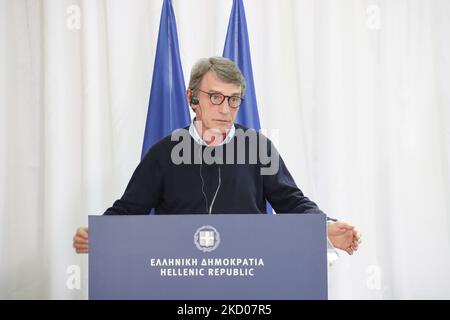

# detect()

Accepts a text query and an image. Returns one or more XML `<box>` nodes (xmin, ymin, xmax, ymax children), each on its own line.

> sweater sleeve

<box><xmin>104</xmin><ymin>146</ymin><xmax>163</xmax><ymax>215</ymax></box>
<box><xmin>262</xmin><ymin>140</ymin><xmax>324</xmax><ymax>214</ymax></box>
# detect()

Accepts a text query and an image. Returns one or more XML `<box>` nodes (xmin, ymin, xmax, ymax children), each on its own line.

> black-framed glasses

<box><xmin>198</xmin><ymin>89</ymin><xmax>243</xmax><ymax>108</ymax></box>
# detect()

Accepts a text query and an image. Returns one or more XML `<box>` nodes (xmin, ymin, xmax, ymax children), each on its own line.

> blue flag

<box><xmin>142</xmin><ymin>0</ymin><xmax>190</xmax><ymax>159</ymax></box>
<box><xmin>223</xmin><ymin>0</ymin><xmax>261</xmax><ymax>130</ymax></box>
<box><xmin>223</xmin><ymin>0</ymin><xmax>273</xmax><ymax>213</ymax></box>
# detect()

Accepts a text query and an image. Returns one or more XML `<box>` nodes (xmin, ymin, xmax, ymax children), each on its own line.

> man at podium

<box><xmin>73</xmin><ymin>57</ymin><xmax>361</xmax><ymax>257</ymax></box>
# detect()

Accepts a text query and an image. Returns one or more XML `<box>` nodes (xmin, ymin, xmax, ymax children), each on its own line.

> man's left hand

<box><xmin>328</xmin><ymin>221</ymin><xmax>361</xmax><ymax>255</ymax></box>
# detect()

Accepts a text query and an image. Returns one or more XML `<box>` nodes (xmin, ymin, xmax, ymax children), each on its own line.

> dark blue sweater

<box><xmin>104</xmin><ymin>124</ymin><xmax>324</xmax><ymax>215</ymax></box>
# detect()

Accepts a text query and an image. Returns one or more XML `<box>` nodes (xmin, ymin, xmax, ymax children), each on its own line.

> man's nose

<box><xmin>218</xmin><ymin>99</ymin><xmax>231</xmax><ymax>114</ymax></box>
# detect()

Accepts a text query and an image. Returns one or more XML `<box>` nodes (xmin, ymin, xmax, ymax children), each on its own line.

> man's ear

<box><xmin>186</xmin><ymin>89</ymin><xmax>191</xmax><ymax>106</ymax></box>
<box><xmin>187</xmin><ymin>89</ymin><xmax>197</xmax><ymax>110</ymax></box>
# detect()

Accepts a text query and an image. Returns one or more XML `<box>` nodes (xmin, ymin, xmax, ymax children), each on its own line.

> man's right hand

<box><xmin>73</xmin><ymin>227</ymin><xmax>89</xmax><ymax>254</ymax></box>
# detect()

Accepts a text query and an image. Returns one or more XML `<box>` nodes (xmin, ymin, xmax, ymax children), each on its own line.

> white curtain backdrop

<box><xmin>1</xmin><ymin>0</ymin><xmax>449</xmax><ymax>299</ymax></box>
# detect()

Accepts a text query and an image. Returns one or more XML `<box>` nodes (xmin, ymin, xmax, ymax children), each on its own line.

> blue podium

<box><xmin>89</xmin><ymin>214</ymin><xmax>328</xmax><ymax>300</ymax></box>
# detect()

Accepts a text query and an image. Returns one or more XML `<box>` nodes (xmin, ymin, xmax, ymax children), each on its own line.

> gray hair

<box><xmin>188</xmin><ymin>56</ymin><xmax>246</xmax><ymax>98</ymax></box>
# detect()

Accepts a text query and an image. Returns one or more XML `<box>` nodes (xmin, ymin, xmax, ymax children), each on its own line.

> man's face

<box><xmin>190</xmin><ymin>71</ymin><xmax>241</xmax><ymax>135</ymax></box>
